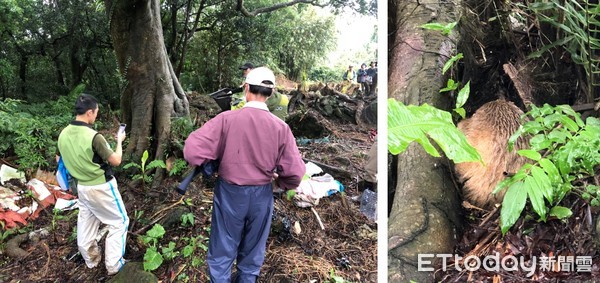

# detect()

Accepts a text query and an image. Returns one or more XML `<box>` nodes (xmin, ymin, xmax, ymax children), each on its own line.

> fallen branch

<box><xmin>150</xmin><ymin>196</ymin><xmax>185</xmax><ymax>219</ymax></box>
<box><xmin>503</xmin><ymin>63</ymin><xmax>533</xmax><ymax>106</ymax></box>
<box><xmin>571</xmin><ymin>103</ymin><xmax>597</xmax><ymax>112</ymax></box>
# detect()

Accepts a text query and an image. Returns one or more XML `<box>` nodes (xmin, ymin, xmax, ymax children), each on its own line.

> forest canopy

<box><xmin>0</xmin><ymin>0</ymin><xmax>376</xmax><ymax>105</ymax></box>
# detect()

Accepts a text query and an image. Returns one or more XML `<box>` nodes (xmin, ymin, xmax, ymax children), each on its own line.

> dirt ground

<box><xmin>0</xmin><ymin>89</ymin><xmax>378</xmax><ymax>282</ymax></box>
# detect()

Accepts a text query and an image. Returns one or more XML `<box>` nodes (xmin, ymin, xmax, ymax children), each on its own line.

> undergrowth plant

<box><xmin>181</xmin><ymin>234</ymin><xmax>209</xmax><ymax>268</ymax></box>
<box><xmin>123</xmin><ymin>150</ymin><xmax>166</xmax><ymax>187</ymax></box>
<box><xmin>493</xmin><ymin>104</ymin><xmax>600</xmax><ymax>234</ymax></box>
<box><xmin>181</xmin><ymin>212</ymin><xmax>194</xmax><ymax>227</ymax></box>
<box><xmin>140</xmin><ymin>224</ymin><xmax>177</xmax><ymax>271</ymax></box>
<box><xmin>168</xmin><ymin>158</ymin><xmax>188</xmax><ymax>177</ymax></box>
<box><xmin>525</xmin><ymin>0</ymin><xmax>600</xmax><ymax>102</ymax></box>
<box><xmin>170</xmin><ymin>117</ymin><xmax>196</xmax><ymax>152</ymax></box>
<box><xmin>329</xmin><ymin>268</ymin><xmax>351</xmax><ymax>283</ymax></box>
<box><xmin>0</xmin><ymin>84</ymin><xmax>84</xmax><ymax>173</ymax></box>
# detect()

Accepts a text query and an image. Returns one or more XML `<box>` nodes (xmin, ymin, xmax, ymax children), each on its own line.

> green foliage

<box><xmin>169</xmin><ymin>158</ymin><xmax>189</xmax><ymax>177</ymax></box>
<box><xmin>387</xmin><ymin>99</ymin><xmax>482</xmax><ymax>164</ymax></box>
<box><xmin>439</xmin><ymin>79</ymin><xmax>459</xmax><ymax>93</ymax></box>
<box><xmin>177</xmin><ymin>272</ymin><xmax>190</xmax><ymax>283</ymax></box>
<box><xmin>286</xmin><ymin>190</ymin><xmax>297</xmax><ymax>201</ymax></box>
<box><xmin>442</xmin><ymin>53</ymin><xmax>463</xmax><ymax>74</ymax></box>
<box><xmin>526</xmin><ymin>1</ymin><xmax>600</xmax><ymax>101</ymax></box>
<box><xmin>181</xmin><ymin>212</ymin><xmax>195</xmax><ymax>227</ymax></box>
<box><xmin>170</xmin><ymin>117</ymin><xmax>195</xmax><ymax>152</ymax></box>
<box><xmin>308</xmin><ymin>66</ymin><xmax>340</xmax><ymax>82</ymax></box>
<box><xmin>0</xmin><ymin>0</ymin><xmax>118</xmax><ymax>102</ymax></box>
<box><xmin>0</xmin><ymin>222</ymin><xmax>17</xmax><ymax>250</ymax></box>
<box><xmin>421</xmin><ymin>22</ymin><xmax>457</xmax><ymax>35</ymax></box>
<box><xmin>430</xmin><ymin>23</ymin><xmax>468</xmax><ymax>119</ymax></box>
<box><xmin>161</xmin><ymin>242</ymin><xmax>179</xmax><ymax>261</ymax></box>
<box><xmin>0</xmin><ymin>93</ymin><xmax>76</xmax><ymax>172</ymax></box>
<box><xmin>329</xmin><ymin>268</ymin><xmax>348</xmax><ymax>283</ymax></box>
<box><xmin>182</xmin><ymin>4</ymin><xmax>338</xmax><ymax>90</ymax></box>
<box><xmin>51</xmin><ymin>209</ymin><xmax>65</xmax><ymax>232</ymax></box>
<box><xmin>0</xmin><ymin>223</ymin><xmax>31</xmax><ymax>251</ymax></box>
<box><xmin>123</xmin><ymin>150</ymin><xmax>166</xmax><ymax>186</ymax></box>
<box><xmin>143</xmin><ymin>247</ymin><xmax>163</xmax><ymax>271</ymax></box>
<box><xmin>181</xmin><ymin>235</ymin><xmax>209</xmax><ymax>268</ymax></box>
<box><xmin>141</xmin><ymin>224</ymin><xmax>165</xmax><ymax>247</ymax></box>
<box><xmin>494</xmin><ymin>104</ymin><xmax>600</xmax><ymax>235</ymax></box>
<box><xmin>453</xmin><ymin>81</ymin><xmax>470</xmax><ymax>119</ymax></box>
<box><xmin>68</xmin><ymin>226</ymin><xmax>77</xmax><ymax>243</ymax></box>
<box><xmin>141</xmin><ymin>224</ymin><xmax>166</xmax><ymax>271</ymax></box>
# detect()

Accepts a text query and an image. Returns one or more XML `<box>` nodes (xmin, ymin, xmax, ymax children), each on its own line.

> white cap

<box><xmin>245</xmin><ymin>67</ymin><xmax>276</xmax><ymax>89</ymax></box>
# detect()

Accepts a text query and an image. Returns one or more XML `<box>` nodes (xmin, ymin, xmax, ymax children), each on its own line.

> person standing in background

<box><xmin>229</xmin><ymin>62</ymin><xmax>289</xmax><ymax>121</ymax></box>
<box><xmin>367</xmin><ymin>61</ymin><xmax>378</xmax><ymax>96</ymax></box>
<box><xmin>357</xmin><ymin>63</ymin><xmax>370</xmax><ymax>95</ymax></box>
<box><xmin>342</xmin><ymin>64</ymin><xmax>357</xmax><ymax>82</ymax></box>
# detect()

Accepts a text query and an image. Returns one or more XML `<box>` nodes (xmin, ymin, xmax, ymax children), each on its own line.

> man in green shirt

<box><xmin>230</xmin><ymin>63</ymin><xmax>289</xmax><ymax>121</ymax></box>
<box><xmin>57</xmin><ymin>94</ymin><xmax>128</xmax><ymax>276</ymax></box>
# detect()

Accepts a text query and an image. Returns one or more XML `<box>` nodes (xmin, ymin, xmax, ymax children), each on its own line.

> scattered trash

<box><xmin>295</xmin><ymin>162</ymin><xmax>344</xmax><ymax>202</ymax></box>
<box><xmin>359</xmin><ymin>189</ymin><xmax>377</xmax><ymax>222</ymax></box>
<box><xmin>336</xmin><ymin>256</ymin><xmax>351</xmax><ymax>269</ymax></box>
<box><xmin>0</xmin><ymin>178</ymin><xmax>77</xmax><ymax>228</ymax></box>
<box><xmin>272</xmin><ymin>212</ymin><xmax>293</xmax><ymax>243</ymax></box>
<box><xmin>296</xmin><ymin>136</ymin><xmax>330</xmax><ymax>145</ymax></box>
<box><xmin>0</xmin><ymin>165</ymin><xmax>26</xmax><ymax>185</ymax></box>
<box><xmin>292</xmin><ymin>221</ymin><xmax>301</xmax><ymax>235</ymax></box>
<box><xmin>55</xmin><ymin>198</ymin><xmax>78</xmax><ymax>211</ymax></box>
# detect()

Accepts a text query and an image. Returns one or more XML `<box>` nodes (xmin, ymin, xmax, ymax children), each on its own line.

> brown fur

<box><xmin>455</xmin><ymin>100</ymin><xmax>529</xmax><ymax>208</ymax></box>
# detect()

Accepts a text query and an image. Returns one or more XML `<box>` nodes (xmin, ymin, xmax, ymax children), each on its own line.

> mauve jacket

<box><xmin>183</xmin><ymin>101</ymin><xmax>305</xmax><ymax>189</ymax></box>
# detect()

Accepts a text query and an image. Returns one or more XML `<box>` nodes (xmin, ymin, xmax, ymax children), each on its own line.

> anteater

<box><xmin>455</xmin><ymin>100</ymin><xmax>529</xmax><ymax>208</ymax></box>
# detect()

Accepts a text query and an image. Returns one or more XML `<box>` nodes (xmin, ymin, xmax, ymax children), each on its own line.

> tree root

<box><xmin>5</xmin><ymin>233</ymin><xmax>29</xmax><ymax>258</ymax></box>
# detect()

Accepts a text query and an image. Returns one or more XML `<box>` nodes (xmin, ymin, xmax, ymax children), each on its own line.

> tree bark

<box><xmin>388</xmin><ymin>1</ymin><xmax>463</xmax><ymax>282</ymax></box>
<box><xmin>104</xmin><ymin>0</ymin><xmax>190</xmax><ymax>186</ymax></box>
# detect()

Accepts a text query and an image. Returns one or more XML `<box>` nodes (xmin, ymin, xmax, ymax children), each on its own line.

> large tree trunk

<box><xmin>388</xmin><ymin>1</ymin><xmax>463</xmax><ymax>282</ymax></box>
<box><xmin>105</xmin><ymin>0</ymin><xmax>190</xmax><ymax>186</ymax></box>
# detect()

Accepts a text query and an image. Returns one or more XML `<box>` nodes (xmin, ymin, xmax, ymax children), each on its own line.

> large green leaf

<box><xmin>501</xmin><ymin>181</ymin><xmax>528</xmax><ymax>235</ymax></box>
<box><xmin>524</xmin><ymin>175</ymin><xmax>546</xmax><ymax>221</ymax></box>
<box><xmin>531</xmin><ymin>165</ymin><xmax>553</xmax><ymax>204</ymax></box>
<box><xmin>146</xmin><ymin>224</ymin><xmax>166</xmax><ymax>239</ymax></box>
<box><xmin>518</xmin><ymin>149</ymin><xmax>541</xmax><ymax>161</ymax></box>
<box><xmin>387</xmin><ymin>99</ymin><xmax>482</xmax><ymax>163</ymax></box>
<box><xmin>455</xmin><ymin>81</ymin><xmax>470</xmax><ymax>109</ymax></box>
<box><xmin>443</xmin><ymin>53</ymin><xmax>463</xmax><ymax>75</ymax></box>
<box><xmin>539</xmin><ymin>158</ymin><xmax>562</xmax><ymax>185</ymax></box>
<box><xmin>143</xmin><ymin>247</ymin><xmax>164</xmax><ymax>271</ymax></box>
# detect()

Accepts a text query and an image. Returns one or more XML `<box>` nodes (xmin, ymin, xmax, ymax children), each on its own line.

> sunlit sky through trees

<box><xmin>327</xmin><ymin>10</ymin><xmax>378</xmax><ymax>70</ymax></box>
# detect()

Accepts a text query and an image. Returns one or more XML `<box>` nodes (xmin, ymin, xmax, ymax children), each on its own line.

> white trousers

<box><xmin>77</xmin><ymin>178</ymin><xmax>129</xmax><ymax>274</ymax></box>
